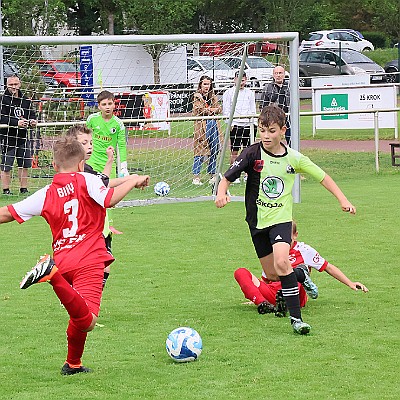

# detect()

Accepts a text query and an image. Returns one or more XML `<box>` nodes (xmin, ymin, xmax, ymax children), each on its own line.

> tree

<box><xmin>2</xmin><ymin>0</ymin><xmax>66</xmax><ymax>36</ymax></box>
<box><xmin>120</xmin><ymin>0</ymin><xmax>203</xmax><ymax>83</ymax></box>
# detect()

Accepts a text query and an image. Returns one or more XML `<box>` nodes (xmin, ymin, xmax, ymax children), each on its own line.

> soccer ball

<box><xmin>154</xmin><ymin>181</ymin><xmax>170</xmax><ymax>196</ymax></box>
<box><xmin>166</xmin><ymin>327</ymin><xmax>202</xmax><ymax>362</ymax></box>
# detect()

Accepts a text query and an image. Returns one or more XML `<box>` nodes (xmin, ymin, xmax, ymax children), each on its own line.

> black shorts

<box><xmin>1</xmin><ymin>138</ymin><xmax>32</xmax><ymax>171</ymax></box>
<box><xmin>249</xmin><ymin>221</ymin><xmax>293</xmax><ymax>258</ymax></box>
<box><xmin>230</xmin><ymin>125</ymin><xmax>251</xmax><ymax>151</ymax></box>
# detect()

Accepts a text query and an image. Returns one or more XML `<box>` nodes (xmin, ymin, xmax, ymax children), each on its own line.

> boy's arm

<box><xmin>117</xmin><ymin>123</ymin><xmax>128</xmax><ymax>176</ymax></box>
<box><xmin>108</xmin><ymin>174</ymin><xmax>139</xmax><ymax>188</ymax></box>
<box><xmin>324</xmin><ymin>263</ymin><xmax>369</xmax><ymax>292</ymax></box>
<box><xmin>215</xmin><ymin>177</ymin><xmax>231</xmax><ymax>208</ymax></box>
<box><xmin>102</xmin><ymin>146</ymin><xmax>114</xmax><ymax>178</ymax></box>
<box><xmin>320</xmin><ymin>174</ymin><xmax>356</xmax><ymax>214</ymax></box>
<box><xmin>0</xmin><ymin>206</ymin><xmax>15</xmax><ymax>224</ymax></box>
<box><xmin>109</xmin><ymin>175</ymin><xmax>150</xmax><ymax>207</ymax></box>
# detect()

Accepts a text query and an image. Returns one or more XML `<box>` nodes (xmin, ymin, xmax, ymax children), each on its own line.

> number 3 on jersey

<box><xmin>63</xmin><ymin>199</ymin><xmax>79</xmax><ymax>238</ymax></box>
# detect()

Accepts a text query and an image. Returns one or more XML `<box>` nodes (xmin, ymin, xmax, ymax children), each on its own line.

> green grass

<box><xmin>0</xmin><ymin>150</ymin><xmax>399</xmax><ymax>399</ymax></box>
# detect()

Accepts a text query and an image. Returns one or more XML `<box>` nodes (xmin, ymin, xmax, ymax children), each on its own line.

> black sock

<box><xmin>102</xmin><ymin>272</ymin><xmax>110</xmax><ymax>289</ymax></box>
<box><xmin>293</xmin><ymin>267</ymin><xmax>306</xmax><ymax>283</ymax></box>
<box><xmin>279</xmin><ymin>272</ymin><xmax>302</xmax><ymax>321</ymax></box>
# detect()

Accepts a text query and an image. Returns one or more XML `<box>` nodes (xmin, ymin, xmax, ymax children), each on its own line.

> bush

<box><xmin>362</xmin><ymin>31</ymin><xmax>390</xmax><ymax>49</ymax></box>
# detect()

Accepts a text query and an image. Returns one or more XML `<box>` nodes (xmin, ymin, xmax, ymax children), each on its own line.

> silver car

<box><xmin>299</xmin><ymin>48</ymin><xmax>385</xmax><ymax>86</ymax></box>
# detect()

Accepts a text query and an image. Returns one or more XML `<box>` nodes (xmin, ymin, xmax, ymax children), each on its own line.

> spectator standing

<box><xmin>222</xmin><ymin>71</ymin><xmax>256</xmax><ymax>183</ymax></box>
<box><xmin>192</xmin><ymin>76</ymin><xmax>222</xmax><ymax>186</ymax></box>
<box><xmin>0</xmin><ymin>75</ymin><xmax>37</xmax><ymax>195</ymax></box>
<box><xmin>260</xmin><ymin>66</ymin><xmax>291</xmax><ymax>146</ymax></box>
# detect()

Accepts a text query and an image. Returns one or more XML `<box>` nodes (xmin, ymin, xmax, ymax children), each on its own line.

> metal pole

<box><xmin>213</xmin><ymin>45</ymin><xmax>249</xmax><ymax>196</ymax></box>
<box><xmin>374</xmin><ymin>111</ymin><xmax>379</xmax><ymax>173</ymax></box>
<box><xmin>0</xmin><ymin>0</ymin><xmax>4</xmax><ymax>91</ymax></box>
<box><xmin>289</xmin><ymin>34</ymin><xmax>301</xmax><ymax>203</ymax></box>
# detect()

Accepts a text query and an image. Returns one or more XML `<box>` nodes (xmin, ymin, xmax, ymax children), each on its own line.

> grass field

<box><xmin>0</xmin><ymin>150</ymin><xmax>399</xmax><ymax>399</ymax></box>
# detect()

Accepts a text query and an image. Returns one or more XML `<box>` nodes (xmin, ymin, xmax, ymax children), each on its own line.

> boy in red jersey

<box><xmin>234</xmin><ymin>221</ymin><xmax>368</xmax><ymax>316</ymax></box>
<box><xmin>0</xmin><ymin>137</ymin><xmax>149</xmax><ymax>375</ymax></box>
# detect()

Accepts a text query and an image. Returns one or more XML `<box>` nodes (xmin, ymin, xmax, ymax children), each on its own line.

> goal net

<box><xmin>0</xmin><ymin>33</ymin><xmax>300</xmax><ymax>205</ymax></box>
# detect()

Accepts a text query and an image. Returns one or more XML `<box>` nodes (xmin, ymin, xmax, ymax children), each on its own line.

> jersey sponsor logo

<box><xmin>256</xmin><ymin>198</ymin><xmax>283</xmax><ymax>208</ymax></box>
<box><xmin>57</xmin><ymin>182</ymin><xmax>75</xmax><ymax>198</ymax></box>
<box><xmin>253</xmin><ymin>159</ymin><xmax>264</xmax><ymax>172</ymax></box>
<box><xmin>93</xmin><ymin>132</ymin><xmax>112</xmax><ymax>142</ymax></box>
<box><xmin>286</xmin><ymin>164</ymin><xmax>295</xmax><ymax>174</ymax></box>
<box><xmin>261</xmin><ymin>176</ymin><xmax>284</xmax><ymax>199</ymax></box>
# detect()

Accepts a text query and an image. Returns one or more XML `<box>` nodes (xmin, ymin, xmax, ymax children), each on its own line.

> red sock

<box><xmin>234</xmin><ymin>268</ymin><xmax>267</xmax><ymax>305</ymax></box>
<box><xmin>50</xmin><ymin>271</ymin><xmax>90</xmax><ymax>319</ymax></box>
<box><xmin>66</xmin><ymin>319</ymin><xmax>89</xmax><ymax>366</ymax></box>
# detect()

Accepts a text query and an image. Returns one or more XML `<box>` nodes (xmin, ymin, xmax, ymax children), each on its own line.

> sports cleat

<box><xmin>257</xmin><ymin>300</ymin><xmax>275</xmax><ymax>314</ymax></box>
<box><xmin>274</xmin><ymin>290</ymin><xmax>287</xmax><ymax>318</ymax></box>
<box><xmin>20</xmin><ymin>254</ymin><xmax>58</xmax><ymax>289</ymax></box>
<box><xmin>297</xmin><ymin>264</ymin><xmax>319</xmax><ymax>299</ymax></box>
<box><xmin>61</xmin><ymin>363</ymin><xmax>92</xmax><ymax>375</ymax></box>
<box><xmin>291</xmin><ymin>317</ymin><xmax>311</xmax><ymax>335</ymax></box>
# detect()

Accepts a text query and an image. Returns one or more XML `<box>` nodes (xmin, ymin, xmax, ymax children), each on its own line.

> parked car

<box><xmin>218</xmin><ymin>56</ymin><xmax>275</xmax><ymax>87</ymax></box>
<box><xmin>384</xmin><ymin>59</ymin><xmax>399</xmax><ymax>83</ymax></box>
<box><xmin>299</xmin><ymin>48</ymin><xmax>385</xmax><ymax>87</ymax></box>
<box><xmin>187</xmin><ymin>56</ymin><xmax>235</xmax><ymax>90</ymax></box>
<box><xmin>36</xmin><ymin>60</ymin><xmax>81</xmax><ymax>88</ymax></box>
<box><xmin>300</xmin><ymin>30</ymin><xmax>374</xmax><ymax>53</ymax></box>
<box><xmin>332</xmin><ymin>29</ymin><xmax>364</xmax><ymax>39</ymax></box>
<box><xmin>199</xmin><ymin>41</ymin><xmax>278</xmax><ymax>56</ymax></box>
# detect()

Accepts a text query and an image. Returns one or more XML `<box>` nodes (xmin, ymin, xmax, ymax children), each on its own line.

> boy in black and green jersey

<box><xmin>86</xmin><ymin>90</ymin><xmax>128</xmax><ymax>178</ymax></box>
<box><xmin>216</xmin><ymin>105</ymin><xmax>356</xmax><ymax>335</ymax></box>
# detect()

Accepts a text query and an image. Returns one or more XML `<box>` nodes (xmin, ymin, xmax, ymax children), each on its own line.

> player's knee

<box><xmin>84</xmin><ymin>314</ymin><xmax>98</xmax><ymax>332</ymax></box>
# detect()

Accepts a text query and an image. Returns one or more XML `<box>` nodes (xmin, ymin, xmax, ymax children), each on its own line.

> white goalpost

<box><xmin>0</xmin><ymin>32</ymin><xmax>300</xmax><ymax>205</ymax></box>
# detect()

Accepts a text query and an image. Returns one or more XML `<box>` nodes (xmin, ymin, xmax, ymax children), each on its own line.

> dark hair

<box><xmin>65</xmin><ymin>124</ymin><xmax>92</xmax><ymax>139</ymax></box>
<box><xmin>258</xmin><ymin>105</ymin><xmax>286</xmax><ymax>128</ymax></box>
<box><xmin>53</xmin><ymin>137</ymin><xmax>85</xmax><ymax>170</ymax></box>
<box><xmin>197</xmin><ymin>75</ymin><xmax>215</xmax><ymax>101</ymax></box>
<box><xmin>97</xmin><ymin>90</ymin><xmax>114</xmax><ymax>103</ymax></box>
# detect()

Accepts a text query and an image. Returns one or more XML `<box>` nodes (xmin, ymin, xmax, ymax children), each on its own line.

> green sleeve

<box><xmin>298</xmin><ymin>154</ymin><xmax>326</xmax><ymax>182</ymax></box>
<box><xmin>117</xmin><ymin>121</ymin><xmax>127</xmax><ymax>163</ymax></box>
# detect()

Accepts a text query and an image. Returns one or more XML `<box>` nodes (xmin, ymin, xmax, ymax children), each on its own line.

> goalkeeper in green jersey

<box><xmin>86</xmin><ymin>90</ymin><xmax>128</xmax><ymax>178</ymax></box>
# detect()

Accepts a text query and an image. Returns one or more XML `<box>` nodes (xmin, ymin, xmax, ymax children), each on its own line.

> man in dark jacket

<box><xmin>260</xmin><ymin>66</ymin><xmax>291</xmax><ymax>146</ymax></box>
<box><xmin>0</xmin><ymin>75</ymin><xmax>37</xmax><ymax>195</ymax></box>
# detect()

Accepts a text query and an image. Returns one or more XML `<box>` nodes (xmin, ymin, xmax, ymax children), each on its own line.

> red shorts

<box><xmin>62</xmin><ymin>263</ymin><xmax>104</xmax><ymax>316</ymax></box>
<box><xmin>259</xmin><ymin>280</ymin><xmax>308</xmax><ymax>307</ymax></box>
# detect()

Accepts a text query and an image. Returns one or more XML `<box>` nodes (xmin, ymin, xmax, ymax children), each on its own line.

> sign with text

<box><xmin>314</xmin><ymin>85</ymin><xmax>397</xmax><ymax>129</ymax></box>
<box><xmin>79</xmin><ymin>45</ymin><xmax>95</xmax><ymax>106</ymax></box>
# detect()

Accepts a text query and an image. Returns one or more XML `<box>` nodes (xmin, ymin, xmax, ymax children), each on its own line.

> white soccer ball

<box><xmin>154</xmin><ymin>181</ymin><xmax>170</xmax><ymax>196</ymax></box>
<box><xmin>166</xmin><ymin>327</ymin><xmax>202</xmax><ymax>362</ymax></box>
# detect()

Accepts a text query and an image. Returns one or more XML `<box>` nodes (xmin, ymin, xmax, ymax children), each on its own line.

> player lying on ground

<box><xmin>234</xmin><ymin>220</ymin><xmax>368</xmax><ymax>316</ymax></box>
<box><xmin>0</xmin><ymin>137</ymin><xmax>149</xmax><ymax>375</ymax></box>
